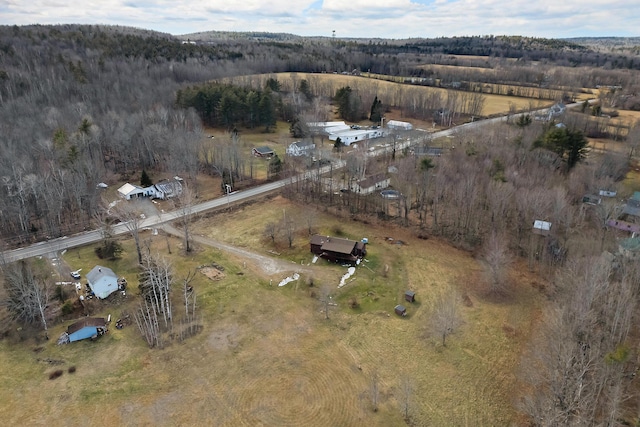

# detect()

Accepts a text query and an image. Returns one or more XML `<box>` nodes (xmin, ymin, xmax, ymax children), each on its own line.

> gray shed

<box><xmin>405</xmin><ymin>290</ymin><xmax>416</xmax><ymax>303</ymax></box>
<box><xmin>395</xmin><ymin>304</ymin><xmax>407</xmax><ymax>316</ymax></box>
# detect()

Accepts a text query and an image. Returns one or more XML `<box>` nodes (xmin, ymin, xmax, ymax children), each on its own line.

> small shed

<box><xmin>582</xmin><ymin>194</ymin><xmax>601</xmax><ymax>205</ymax></box>
<box><xmin>67</xmin><ymin>317</ymin><xmax>107</xmax><ymax>343</ymax></box>
<box><xmin>533</xmin><ymin>220</ymin><xmax>552</xmax><ymax>236</ymax></box>
<box><xmin>86</xmin><ymin>266</ymin><xmax>119</xmax><ymax>299</ymax></box>
<box><xmin>405</xmin><ymin>290</ymin><xmax>416</xmax><ymax>303</ymax></box>
<box><xmin>252</xmin><ymin>146</ymin><xmax>274</xmax><ymax>158</ymax></box>
<box><xmin>395</xmin><ymin>304</ymin><xmax>407</xmax><ymax>317</ymax></box>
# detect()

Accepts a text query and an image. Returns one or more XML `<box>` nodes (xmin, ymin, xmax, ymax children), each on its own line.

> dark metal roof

<box><xmin>254</xmin><ymin>146</ymin><xmax>274</xmax><ymax>154</ymax></box>
<box><xmin>322</xmin><ymin>238</ymin><xmax>357</xmax><ymax>255</ymax></box>
<box><xmin>310</xmin><ymin>235</ymin><xmax>329</xmax><ymax>246</ymax></box>
<box><xmin>67</xmin><ymin>317</ymin><xmax>106</xmax><ymax>335</ymax></box>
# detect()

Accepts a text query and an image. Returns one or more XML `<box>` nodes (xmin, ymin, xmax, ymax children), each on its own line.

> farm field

<box><xmin>231</xmin><ymin>72</ymin><xmax>554</xmax><ymax>117</ymax></box>
<box><xmin>0</xmin><ymin>195</ymin><xmax>545</xmax><ymax>426</ymax></box>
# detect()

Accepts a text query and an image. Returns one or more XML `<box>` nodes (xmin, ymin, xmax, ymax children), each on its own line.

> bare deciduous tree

<box><xmin>177</xmin><ymin>184</ymin><xmax>195</xmax><ymax>253</ymax></box>
<box><xmin>1</xmin><ymin>260</ymin><xmax>51</xmax><ymax>338</ymax></box>
<box><xmin>482</xmin><ymin>232</ymin><xmax>512</xmax><ymax>295</ymax></box>
<box><xmin>429</xmin><ymin>288</ymin><xmax>462</xmax><ymax>347</ymax></box>
<box><xmin>111</xmin><ymin>199</ymin><xmax>145</xmax><ymax>264</ymax></box>
<box><xmin>398</xmin><ymin>374</ymin><xmax>414</xmax><ymax>420</ymax></box>
<box><xmin>264</xmin><ymin>221</ymin><xmax>279</xmax><ymax>244</ymax></box>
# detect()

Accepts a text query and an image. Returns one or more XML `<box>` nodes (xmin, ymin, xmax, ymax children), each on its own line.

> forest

<box><xmin>2</xmin><ymin>24</ymin><xmax>640</xmax><ymax>425</ymax></box>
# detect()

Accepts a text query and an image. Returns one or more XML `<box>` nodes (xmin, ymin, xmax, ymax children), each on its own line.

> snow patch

<box><xmin>278</xmin><ymin>272</ymin><xmax>300</xmax><ymax>287</ymax></box>
<box><xmin>338</xmin><ymin>267</ymin><xmax>356</xmax><ymax>288</ymax></box>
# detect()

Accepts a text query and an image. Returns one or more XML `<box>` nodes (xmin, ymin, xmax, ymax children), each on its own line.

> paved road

<box><xmin>1</xmin><ymin>101</ymin><xmax>587</xmax><ymax>264</ymax></box>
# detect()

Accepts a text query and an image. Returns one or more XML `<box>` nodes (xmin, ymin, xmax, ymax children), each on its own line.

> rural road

<box><xmin>0</xmin><ymin>100</ymin><xmax>587</xmax><ymax>264</ymax></box>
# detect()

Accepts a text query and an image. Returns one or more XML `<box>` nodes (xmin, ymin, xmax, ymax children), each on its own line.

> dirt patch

<box><xmin>208</xmin><ymin>324</ymin><xmax>241</xmax><ymax>351</ymax></box>
<box><xmin>200</xmin><ymin>266</ymin><xmax>225</xmax><ymax>281</ymax></box>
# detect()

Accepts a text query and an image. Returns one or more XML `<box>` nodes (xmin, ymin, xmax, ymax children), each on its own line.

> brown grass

<box><xmin>0</xmin><ymin>195</ymin><xmax>544</xmax><ymax>426</ymax></box>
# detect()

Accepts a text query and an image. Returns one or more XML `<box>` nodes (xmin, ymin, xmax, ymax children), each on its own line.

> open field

<box><xmin>0</xmin><ymin>195</ymin><xmax>545</xmax><ymax>426</ymax></box>
<box><xmin>232</xmin><ymin>72</ymin><xmax>553</xmax><ymax>117</ymax></box>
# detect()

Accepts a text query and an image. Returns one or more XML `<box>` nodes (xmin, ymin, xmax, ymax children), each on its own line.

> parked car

<box><xmin>70</xmin><ymin>271</ymin><xmax>81</xmax><ymax>280</ymax></box>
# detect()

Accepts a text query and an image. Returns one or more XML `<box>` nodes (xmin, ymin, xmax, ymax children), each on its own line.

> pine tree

<box><xmin>370</xmin><ymin>96</ymin><xmax>383</xmax><ymax>123</ymax></box>
<box><xmin>141</xmin><ymin>169</ymin><xmax>152</xmax><ymax>187</ymax></box>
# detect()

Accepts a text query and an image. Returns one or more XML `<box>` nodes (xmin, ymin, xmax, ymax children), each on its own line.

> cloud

<box><xmin>1</xmin><ymin>0</ymin><xmax>638</xmax><ymax>38</ymax></box>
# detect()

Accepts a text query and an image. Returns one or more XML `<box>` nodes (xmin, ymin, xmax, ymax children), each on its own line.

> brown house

<box><xmin>310</xmin><ymin>235</ymin><xmax>366</xmax><ymax>263</ymax></box>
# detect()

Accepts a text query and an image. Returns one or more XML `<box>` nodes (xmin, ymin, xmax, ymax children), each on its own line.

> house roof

<box><xmin>254</xmin><ymin>146</ymin><xmax>274</xmax><ymax>154</ymax></box>
<box><xmin>322</xmin><ymin>238</ymin><xmax>357</xmax><ymax>255</ymax></box>
<box><xmin>620</xmin><ymin>237</ymin><xmax>640</xmax><ymax>252</ymax></box>
<box><xmin>154</xmin><ymin>180</ymin><xmax>182</xmax><ymax>197</ymax></box>
<box><xmin>292</xmin><ymin>140</ymin><xmax>315</xmax><ymax>149</ymax></box>
<box><xmin>117</xmin><ymin>183</ymin><xmax>142</xmax><ymax>197</ymax></box>
<box><xmin>357</xmin><ymin>173</ymin><xmax>388</xmax><ymax>189</ymax></box>
<box><xmin>533</xmin><ymin>220</ymin><xmax>552</xmax><ymax>231</ymax></box>
<box><xmin>623</xmin><ymin>199</ymin><xmax>640</xmax><ymax>217</ymax></box>
<box><xmin>86</xmin><ymin>265</ymin><xmax>117</xmax><ymax>284</ymax></box>
<box><xmin>413</xmin><ymin>146</ymin><xmax>443</xmax><ymax>156</ymax></box>
<box><xmin>67</xmin><ymin>317</ymin><xmax>106</xmax><ymax>335</ymax></box>
<box><xmin>310</xmin><ymin>235</ymin><xmax>329</xmax><ymax>246</ymax></box>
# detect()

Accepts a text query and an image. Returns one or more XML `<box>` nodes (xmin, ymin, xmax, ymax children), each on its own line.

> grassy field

<box><xmin>233</xmin><ymin>72</ymin><xmax>553</xmax><ymax>117</ymax></box>
<box><xmin>0</xmin><ymin>194</ymin><xmax>545</xmax><ymax>426</ymax></box>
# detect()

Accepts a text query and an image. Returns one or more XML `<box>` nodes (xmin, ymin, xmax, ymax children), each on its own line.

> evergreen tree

<box><xmin>265</xmin><ymin>77</ymin><xmax>281</xmax><ymax>92</ymax></box>
<box><xmin>369</xmin><ymin>95</ymin><xmax>383</xmax><ymax>123</ymax></box>
<box><xmin>141</xmin><ymin>169</ymin><xmax>153</xmax><ymax>187</ymax></box>
<box><xmin>259</xmin><ymin>88</ymin><xmax>276</xmax><ymax>132</ymax></box>
<box><xmin>268</xmin><ymin>154</ymin><xmax>283</xmax><ymax>177</ymax></box>
<box><xmin>535</xmin><ymin>127</ymin><xmax>588</xmax><ymax>171</ymax></box>
<box><xmin>299</xmin><ymin>79</ymin><xmax>312</xmax><ymax>101</ymax></box>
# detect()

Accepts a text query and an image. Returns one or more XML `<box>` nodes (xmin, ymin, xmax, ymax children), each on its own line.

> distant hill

<box><xmin>565</xmin><ymin>37</ymin><xmax>640</xmax><ymax>54</ymax></box>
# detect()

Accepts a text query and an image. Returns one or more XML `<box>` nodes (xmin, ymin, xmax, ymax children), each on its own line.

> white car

<box><xmin>70</xmin><ymin>271</ymin><xmax>81</xmax><ymax>280</ymax></box>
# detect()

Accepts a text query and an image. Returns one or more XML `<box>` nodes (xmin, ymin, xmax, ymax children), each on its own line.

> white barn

<box><xmin>329</xmin><ymin>129</ymin><xmax>385</xmax><ymax>146</ymax></box>
<box><xmin>386</xmin><ymin>120</ymin><xmax>413</xmax><ymax>130</ymax></box>
<box><xmin>308</xmin><ymin>121</ymin><xmax>351</xmax><ymax>134</ymax></box>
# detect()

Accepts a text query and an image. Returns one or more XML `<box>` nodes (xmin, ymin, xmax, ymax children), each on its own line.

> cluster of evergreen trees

<box><xmin>176</xmin><ymin>83</ymin><xmax>277</xmax><ymax>131</ymax></box>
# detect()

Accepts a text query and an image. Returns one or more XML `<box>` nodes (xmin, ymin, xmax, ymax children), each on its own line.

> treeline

<box><xmin>176</xmin><ymin>82</ymin><xmax>278</xmax><ymax>130</ymax></box>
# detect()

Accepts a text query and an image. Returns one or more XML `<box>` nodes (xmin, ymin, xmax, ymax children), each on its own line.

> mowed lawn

<box><xmin>0</xmin><ymin>196</ymin><xmax>544</xmax><ymax>426</ymax></box>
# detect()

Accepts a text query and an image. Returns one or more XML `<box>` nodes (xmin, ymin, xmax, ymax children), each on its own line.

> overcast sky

<box><xmin>2</xmin><ymin>0</ymin><xmax>638</xmax><ymax>39</ymax></box>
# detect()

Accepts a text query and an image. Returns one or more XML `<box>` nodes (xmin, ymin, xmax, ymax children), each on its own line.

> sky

<box><xmin>2</xmin><ymin>0</ymin><xmax>639</xmax><ymax>39</ymax></box>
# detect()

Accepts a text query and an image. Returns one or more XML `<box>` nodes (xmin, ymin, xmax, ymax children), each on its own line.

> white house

<box><xmin>117</xmin><ymin>180</ymin><xmax>183</xmax><ymax>201</ymax></box>
<box><xmin>86</xmin><ymin>266</ymin><xmax>119</xmax><ymax>299</ymax></box>
<box><xmin>386</xmin><ymin>120</ymin><xmax>413</xmax><ymax>130</ymax></box>
<box><xmin>329</xmin><ymin>129</ymin><xmax>385</xmax><ymax>146</ymax></box>
<box><xmin>351</xmin><ymin>173</ymin><xmax>390</xmax><ymax>195</ymax></box>
<box><xmin>286</xmin><ymin>140</ymin><xmax>316</xmax><ymax>157</ymax></box>
<box><xmin>117</xmin><ymin>183</ymin><xmax>154</xmax><ymax>200</ymax></box>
